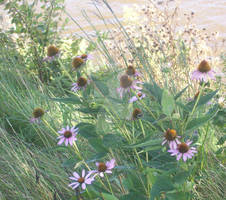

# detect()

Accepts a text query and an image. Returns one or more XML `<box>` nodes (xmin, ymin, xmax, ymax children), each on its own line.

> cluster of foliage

<box><xmin>0</xmin><ymin>0</ymin><xmax>225</xmax><ymax>200</ymax></box>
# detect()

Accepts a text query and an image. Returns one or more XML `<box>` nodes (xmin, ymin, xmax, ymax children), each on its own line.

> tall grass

<box><xmin>0</xmin><ymin>0</ymin><xmax>225</xmax><ymax>199</ymax></box>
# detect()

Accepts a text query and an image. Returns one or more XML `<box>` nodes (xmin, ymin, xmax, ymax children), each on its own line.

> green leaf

<box><xmin>62</xmin><ymin>157</ymin><xmax>78</xmax><ymax>168</ymax></box>
<box><xmin>51</xmin><ymin>95</ymin><xmax>81</xmax><ymax>104</ymax></box>
<box><xmin>186</xmin><ymin>105</ymin><xmax>218</xmax><ymax>132</ymax></box>
<box><xmin>175</xmin><ymin>86</ymin><xmax>188</xmax><ymax>100</ymax></box>
<box><xmin>217</xmin><ymin>135</ymin><xmax>226</xmax><ymax>145</ymax></box>
<box><xmin>144</xmin><ymin>83</ymin><xmax>162</xmax><ymax>103</ymax></box>
<box><xmin>103</xmin><ymin>134</ymin><xmax>125</xmax><ymax>149</ymax></box>
<box><xmin>150</xmin><ymin>175</ymin><xmax>175</xmax><ymax>200</ymax></box>
<box><xmin>91</xmin><ymin>75</ymin><xmax>109</xmax><ymax>96</ymax></box>
<box><xmin>76</xmin><ymin>123</ymin><xmax>98</xmax><ymax>138</ymax></box>
<box><xmin>166</xmin><ymin>191</ymin><xmax>189</xmax><ymax>200</ymax></box>
<box><xmin>186</xmin><ymin>90</ymin><xmax>218</xmax><ymax>109</ymax></box>
<box><xmin>173</xmin><ymin>171</ymin><xmax>189</xmax><ymax>185</ymax></box>
<box><xmin>101</xmin><ymin>193</ymin><xmax>119</xmax><ymax>200</ymax></box>
<box><xmin>127</xmin><ymin>138</ymin><xmax>162</xmax><ymax>148</ymax></box>
<box><xmin>119</xmin><ymin>193</ymin><xmax>146</xmax><ymax>200</ymax></box>
<box><xmin>161</xmin><ymin>89</ymin><xmax>175</xmax><ymax>116</ymax></box>
<box><xmin>89</xmin><ymin>138</ymin><xmax>108</xmax><ymax>153</ymax></box>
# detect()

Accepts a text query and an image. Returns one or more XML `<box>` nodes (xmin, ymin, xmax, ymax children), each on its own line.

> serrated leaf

<box><xmin>161</xmin><ymin>89</ymin><xmax>175</xmax><ymax>116</ymax></box>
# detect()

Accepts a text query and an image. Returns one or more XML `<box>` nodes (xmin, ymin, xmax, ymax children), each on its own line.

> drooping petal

<box><xmin>72</xmin><ymin>183</ymin><xmax>80</xmax><ymax>189</ymax></box>
<box><xmin>81</xmin><ymin>183</ymin><xmax>86</xmax><ymax>190</ymax></box>
<box><xmin>57</xmin><ymin>137</ymin><xmax>65</xmax><ymax>145</ymax></box>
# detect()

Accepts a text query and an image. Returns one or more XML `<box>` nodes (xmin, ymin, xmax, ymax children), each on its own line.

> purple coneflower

<box><xmin>43</xmin><ymin>45</ymin><xmax>60</xmax><ymax>62</ymax></box>
<box><xmin>191</xmin><ymin>60</ymin><xmax>216</xmax><ymax>82</ymax></box>
<box><xmin>72</xmin><ymin>54</ymin><xmax>92</xmax><ymax>70</ymax></box>
<box><xmin>162</xmin><ymin>129</ymin><xmax>181</xmax><ymax>149</ymax></box>
<box><xmin>117</xmin><ymin>75</ymin><xmax>142</xmax><ymax>98</ymax></box>
<box><xmin>168</xmin><ymin>140</ymin><xmax>197</xmax><ymax>162</ymax></box>
<box><xmin>30</xmin><ymin>108</ymin><xmax>45</xmax><ymax>123</ymax></box>
<box><xmin>90</xmin><ymin>159</ymin><xmax>116</xmax><ymax>178</ymax></box>
<box><xmin>57</xmin><ymin>126</ymin><xmax>78</xmax><ymax>146</ymax></box>
<box><xmin>129</xmin><ymin>92</ymin><xmax>146</xmax><ymax>103</ymax></box>
<box><xmin>126</xmin><ymin>65</ymin><xmax>140</xmax><ymax>77</ymax></box>
<box><xmin>68</xmin><ymin>169</ymin><xmax>94</xmax><ymax>190</ymax></box>
<box><xmin>71</xmin><ymin>77</ymin><xmax>89</xmax><ymax>92</ymax></box>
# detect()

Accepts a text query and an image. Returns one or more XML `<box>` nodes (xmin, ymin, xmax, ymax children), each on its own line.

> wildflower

<box><xmin>57</xmin><ymin>126</ymin><xmax>78</xmax><ymax>146</ymax></box>
<box><xmin>90</xmin><ymin>159</ymin><xmax>116</xmax><ymax>178</ymax></box>
<box><xmin>168</xmin><ymin>140</ymin><xmax>197</xmax><ymax>162</ymax></box>
<box><xmin>30</xmin><ymin>108</ymin><xmax>45</xmax><ymax>123</ymax></box>
<box><xmin>191</xmin><ymin>60</ymin><xmax>216</xmax><ymax>82</ymax></box>
<box><xmin>69</xmin><ymin>169</ymin><xmax>94</xmax><ymax>190</ymax></box>
<box><xmin>162</xmin><ymin>129</ymin><xmax>181</xmax><ymax>149</ymax></box>
<box><xmin>126</xmin><ymin>65</ymin><xmax>140</xmax><ymax>77</ymax></box>
<box><xmin>129</xmin><ymin>92</ymin><xmax>146</xmax><ymax>103</ymax></box>
<box><xmin>132</xmin><ymin>108</ymin><xmax>143</xmax><ymax>120</ymax></box>
<box><xmin>71</xmin><ymin>77</ymin><xmax>89</xmax><ymax>92</ymax></box>
<box><xmin>72</xmin><ymin>54</ymin><xmax>92</xmax><ymax>70</ymax></box>
<box><xmin>43</xmin><ymin>45</ymin><xmax>60</xmax><ymax>62</ymax></box>
<box><xmin>117</xmin><ymin>75</ymin><xmax>142</xmax><ymax>98</ymax></box>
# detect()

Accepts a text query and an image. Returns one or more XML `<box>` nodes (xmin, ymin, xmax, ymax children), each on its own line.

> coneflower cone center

<box><xmin>77</xmin><ymin>77</ymin><xmax>87</xmax><ymax>87</ymax></box>
<box><xmin>120</xmin><ymin>75</ymin><xmax>133</xmax><ymax>88</ymax></box>
<box><xmin>98</xmin><ymin>163</ymin><xmax>107</xmax><ymax>172</ymax></box>
<box><xmin>165</xmin><ymin>129</ymin><xmax>177</xmax><ymax>141</ymax></box>
<box><xmin>81</xmin><ymin>54</ymin><xmax>87</xmax><ymax>59</ymax></box>
<box><xmin>47</xmin><ymin>45</ymin><xmax>59</xmax><ymax>57</ymax></box>
<box><xmin>138</xmin><ymin>92</ymin><xmax>142</xmax><ymax>97</ymax></box>
<box><xmin>72</xmin><ymin>57</ymin><xmax>84</xmax><ymax>69</ymax></box>
<box><xmin>77</xmin><ymin>177</ymin><xmax>85</xmax><ymax>183</ymax></box>
<box><xmin>198</xmin><ymin>60</ymin><xmax>211</xmax><ymax>72</ymax></box>
<box><xmin>33</xmin><ymin>108</ymin><xmax>44</xmax><ymax>118</ymax></box>
<box><xmin>126</xmin><ymin>66</ymin><xmax>136</xmax><ymax>75</ymax></box>
<box><xmin>64</xmin><ymin>131</ymin><xmax>72</xmax><ymax>138</ymax></box>
<box><xmin>178</xmin><ymin>143</ymin><xmax>189</xmax><ymax>153</ymax></box>
<box><xmin>132</xmin><ymin>108</ymin><xmax>142</xmax><ymax>119</ymax></box>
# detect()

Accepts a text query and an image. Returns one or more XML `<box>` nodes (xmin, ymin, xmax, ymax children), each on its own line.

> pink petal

<box><xmin>176</xmin><ymin>153</ymin><xmax>182</xmax><ymax>161</ymax></box>
<box><xmin>57</xmin><ymin>137</ymin><xmax>65</xmax><ymax>145</ymax></box>
<box><xmin>81</xmin><ymin>183</ymin><xmax>86</xmax><ymax>190</ymax></box>
<box><xmin>183</xmin><ymin>154</ymin><xmax>188</xmax><ymax>162</ymax></box>
<box><xmin>65</xmin><ymin>139</ymin><xmax>69</xmax><ymax>146</ymax></box>
<box><xmin>73</xmin><ymin>172</ymin><xmax>80</xmax><ymax>179</ymax></box>
<box><xmin>82</xmin><ymin>169</ymin><xmax>85</xmax><ymax>178</ymax></box>
<box><xmin>72</xmin><ymin>183</ymin><xmax>80</xmax><ymax>189</ymax></box>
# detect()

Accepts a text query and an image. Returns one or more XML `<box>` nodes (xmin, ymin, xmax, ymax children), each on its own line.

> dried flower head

<box><xmin>191</xmin><ymin>60</ymin><xmax>216</xmax><ymax>82</ymax></box>
<box><xmin>30</xmin><ymin>108</ymin><xmax>45</xmax><ymax>123</ymax></box>
<box><xmin>132</xmin><ymin>108</ymin><xmax>142</xmax><ymax>120</ymax></box>
<box><xmin>47</xmin><ymin>45</ymin><xmax>59</xmax><ymax>57</ymax></box>
<box><xmin>168</xmin><ymin>140</ymin><xmax>197</xmax><ymax>162</ymax></box>
<box><xmin>72</xmin><ymin>57</ymin><xmax>84</xmax><ymax>70</ymax></box>
<box><xmin>162</xmin><ymin>129</ymin><xmax>181</xmax><ymax>149</ymax></box>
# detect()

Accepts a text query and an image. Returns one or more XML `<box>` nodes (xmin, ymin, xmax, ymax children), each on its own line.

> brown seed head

<box><xmin>126</xmin><ymin>66</ymin><xmax>136</xmax><ymax>76</ymax></box>
<box><xmin>120</xmin><ymin>75</ymin><xmax>133</xmax><ymax>88</ymax></box>
<box><xmin>77</xmin><ymin>177</ymin><xmax>85</xmax><ymax>183</ymax></box>
<box><xmin>197</xmin><ymin>60</ymin><xmax>211</xmax><ymax>73</ymax></box>
<box><xmin>33</xmin><ymin>108</ymin><xmax>45</xmax><ymax>118</ymax></box>
<box><xmin>77</xmin><ymin>77</ymin><xmax>87</xmax><ymax>87</ymax></box>
<box><xmin>132</xmin><ymin>108</ymin><xmax>142</xmax><ymax>119</ymax></box>
<box><xmin>47</xmin><ymin>45</ymin><xmax>59</xmax><ymax>57</ymax></box>
<box><xmin>81</xmin><ymin>54</ymin><xmax>88</xmax><ymax>59</ymax></box>
<box><xmin>138</xmin><ymin>92</ymin><xmax>142</xmax><ymax>97</ymax></box>
<box><xmin>98</xmin><ymin>162</ymin><xmax>107</xmax><ymax>172</ymax></box>
<box><xmin>178</xmin><ymin>142</ymin><xmax>189</xmax><ymax>153</ymax></box>
<box><xmin>64</xmin><ymin>131</ymin><xmax>72</xmax><ymax>138</ymax></box>
<box><xmin>165</xmin><ymin>129</ymin><xmax>177</xmax><ymax>141</ymax></box>
<box><xmin>72</xmin><ymin>57</ymin><xmax>84</xmax><ymax>70</ymax></box>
